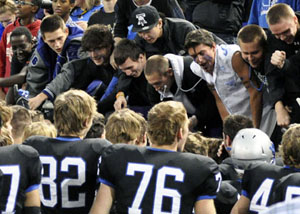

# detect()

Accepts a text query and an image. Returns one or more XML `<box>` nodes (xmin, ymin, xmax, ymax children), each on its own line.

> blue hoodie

<box><xmin>26</xmin><ymin>25</ymin><xmax>84</xmax><ymax>97</ymax></box>
<box><xmin>36</xmin><ymin>24</ymin><xmax>84</xmax><ymax>81</ymax></box>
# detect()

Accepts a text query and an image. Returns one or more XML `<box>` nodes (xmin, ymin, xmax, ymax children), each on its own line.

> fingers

<box><xmin>271</xmin><ymin>50</ymin><xmax>286</xmax><ymax>69</ymax></box>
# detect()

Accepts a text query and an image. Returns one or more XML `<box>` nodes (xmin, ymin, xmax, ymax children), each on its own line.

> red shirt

<box><xmin>0</xmin><ymin>18</ymin><xmax>41</xmax><ymax>93</ymax></box>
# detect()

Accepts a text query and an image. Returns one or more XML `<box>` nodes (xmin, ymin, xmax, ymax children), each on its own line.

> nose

<box><xmin>280</xmin><ymin>34</ymin><xmax>286</xmax><ymax>41</ymax></box>
<box><xmin>195</xmin><ymin>54</ymin><xmax>204</xmax><ymax>64</ymax></box>
<box><xmin>89</xmin><ymin>51</ymin><xmax>96</xmax><ymax>58</ymax></box>
<box><xmin>248</xmin><ymin>54</ymin><xmax>254</xmax><ymax>61</ymax></box>
<box><xmin>124</xmin><ymin>69</ymin><xmax>132</xmax><ymax>76</ymax></box>
<box><xmin>153</xmin><ymin>85</ymin><xmax>160</xmax><ymax>91</ymax></box>
<box><xmin>54</xmin><ymin>40</ymin><xmax>60</xmax><ymax>48</ymax></box>
<box><xmin>16</xmin><ymin>48</ymin><xmax>23</xmax><ymax>55</ymax></box>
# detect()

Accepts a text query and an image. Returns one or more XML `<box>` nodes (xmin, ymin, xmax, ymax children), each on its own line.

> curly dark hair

<box><xmin>81</xmin><ymin>24</ymin><xmax>113</xmax><ymax>51</ymax></box>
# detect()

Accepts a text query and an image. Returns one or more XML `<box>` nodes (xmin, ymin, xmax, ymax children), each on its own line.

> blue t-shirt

<box><xmin>71</xmin><ymin>4</ymin><xmax>103</xmax><ymax>22</ymax></box>
<box><xmin>247</xmin><ymin>0</ymin><xmax>300</xmax><ymax>28</ymax></box>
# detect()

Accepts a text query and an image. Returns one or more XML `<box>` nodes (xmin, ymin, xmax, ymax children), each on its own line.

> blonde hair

<box><xmin>145</xmin><ymin>55</ymin><xmax>169</xmax><ymax>77</ymax></box>
<box><xmin>267</xmin><ymin>3</ymin><xmax>296</xmax><ymax>25</ymax></box>
<box><xmin>29</xmin><ymin>110</ymin><xmax>45</xmax><ymax>122</ymax></box>
<box><xmin>0</xmin><ymin>100</ymin><xmax>13</xmax><ymax>126</ymax></box>
<box><xmin>0</xmin><ymin>0</ymin><xmax>17</xmax><ymax>15</ymax></box>
<box><xmin>23</xmin><ymin>121</ymin><xmax>57</xmax><ymax>141</ymax></box>
<box><xmin>54</xmin><ymin>90</ymin><xmax>97</xmax><ymax>136</ymax></box>
<box><xmin>280</xmin><ymin>125</ymin><xmax>300</xmax><ymax>168</ymax></box>
<box><xmin>105</xmin><ymin>108</ymin><xmax>146</xmax><ymax>145</ymax></box>
<box><xmin>147</xmin><ymin>101</ymin><xmax>187</xmax><ymax>146</ymax></box>
<box><xmin>11</xmin><ymin>105</ymin><xmax>32</xmax><ymax>139</ymax></box>
<box><xmin>0</xmin><ymin>127</ymin><xmax>13</xmax><ymax>146</ymax></box>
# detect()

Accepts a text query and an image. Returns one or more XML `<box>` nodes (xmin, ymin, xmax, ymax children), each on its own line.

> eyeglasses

<box><xmin>14</xmin><ymin>0</ymin><xmax>35</xmax><ymax>6</ymax></box>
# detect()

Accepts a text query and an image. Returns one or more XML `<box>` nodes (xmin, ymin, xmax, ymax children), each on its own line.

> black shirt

<box><xmin>0</xmin><ymin>144</ymin><xmax>41</xmax><ymax>214</ymax></box>
<box><xmin>24</xmin><ymin>136</ymin><xmax>111</xmax><ymax>214</ymax></box>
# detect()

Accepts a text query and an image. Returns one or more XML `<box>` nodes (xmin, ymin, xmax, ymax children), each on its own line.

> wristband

<box><xmin>24</xmin><ymin>207</ymin><xmax>41</xmax><ymax>214</ymax></box>
<box><xmin>116</xmin><ymin>91</ymin><xmax>125</xmax><ymax>99</ymax></box>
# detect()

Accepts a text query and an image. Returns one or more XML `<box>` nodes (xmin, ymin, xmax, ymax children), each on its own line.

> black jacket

<box><xmin>265</xmin><ymin>29</ymin><xmax>300</xmax><ymax>107</ymax></box>
<box><xmin>135</xmin><ymin>17</ymin><xmax>196</xmax><ymax>57</ymax></box>
<box><xmin>114</xmin><ymin>0</ymin><xmax>184</xmax><ymax>38</ymax></box>
<box><xmin>116</xmin><ymin>72</ymin><xmax>151</xmax><ymax>108</ymax></box>
<box><xmin>43</xmin><ymin>57</ymin><xmax>120</xmax><ymax>114</ymax></box>
<box><xmin>192</xmin><ymin>0</ymin><xmax>245</xmax><ymax>35</ymax></box>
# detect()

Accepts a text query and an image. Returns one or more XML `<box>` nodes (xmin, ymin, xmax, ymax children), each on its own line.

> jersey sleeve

<box><xmin>196</xmin><ymin>158</ymin><xmax>221</xmax><ymax>200</ymax></box>
<box><xmin>99</xmin><ymin>145</ymin><xmax>117</xmax><ymax>188</ymax></box>
<box><xmin>241</xmin><ymin>169</ymin><xmax>252</xmax><ymax>199</ymax></box>
<box><xmin>19</xmin><ymin>145</ymin><xmax>42</xmax><ymax>192</ymax></box>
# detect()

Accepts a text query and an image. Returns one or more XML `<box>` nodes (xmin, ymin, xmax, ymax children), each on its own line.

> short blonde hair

<box><xmin>23</xmin><ymin>121</ymin><xmax>57</xmax><ymax>141</ymax></box>
<box><xmin>0</xmin><ymin>127</ymin><xmax>13</xmax><ymax>146</ymax></box>
<box><xmin>147</xmin><ymin>101</ymin><xmax>188</xmax><ymax>146</ymax></box>
<box><xmin>29</xmin><ymin>110</ymin><xmax>44</xmax><ymax>122</ymax></box>
<box><xmin>0</xmin><ymin>0</ymin><xmax>17</xmax><ymax>15</ymax></box>
<box><xmin>0</xmin><ymin>100</ymin><xmax>12</xmax><ymax>126</ymax></box>
<box><xmin>11</xmin><ymin>105</ymin><xmax>32</xmax><ymax>139</ymax></box>
<box><xmin>280</xmin><ymin>125</ymin><xmax>300</xmax><ymax>167</ymax></box>
<box><xmin>267</xmin><ymin>3</ymin><xmax>296</xmax><ymax>25</ymax></box>
<box><xmin>145</xmin><ymin>55</ymin><xmax>169</xmax><ymax>77</ymax></box>
<box><xmin>105</xmin><ymin>108</ymin><xmax>146</xmax><ymax>144</ymax></box>
<box><xmin>54</xmin><ymin>90</ymin><xmax>97</xmax><ymax>136</ymax></box>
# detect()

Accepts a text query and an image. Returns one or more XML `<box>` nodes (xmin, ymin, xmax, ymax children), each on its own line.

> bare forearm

<box><xmin>0</xmin><ymin>73</ymin><xmax>26</xmax><ymax>87</ymax></box>
<box><xmin>250</xmin><ymin>89</ymin><xmax>262</xmax><ymax>128</ymax></box>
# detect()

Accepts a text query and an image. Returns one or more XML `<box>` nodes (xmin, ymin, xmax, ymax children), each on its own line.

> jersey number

<box><xmin>250</xmin><ymin>178</ymin><xmax>274</xmax><ymax>213</ymax></box>
<box><xmin>285</xmin><ymin>186</ymin><xmax>300</xmax><ymax>201</ymax></box>
<box><xmin>40</xmin><ymin>156</ymin><xmax>86</xmax><ymax>208</ymax></box>
<box><xmin>126</xmin><ymin>163</ymin><xmax>184</xmax><ymax>214</ymax></box>
<box><xmin>0</xmin><ymin>165</ymin><xmax>20</xmax><ymax>213</ymax></box>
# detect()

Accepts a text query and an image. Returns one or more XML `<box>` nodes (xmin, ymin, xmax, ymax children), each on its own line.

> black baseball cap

<box><xmin>131</xmin><ymin>5</ymin><xmax>160</xmax><ymax>32</ymax></box>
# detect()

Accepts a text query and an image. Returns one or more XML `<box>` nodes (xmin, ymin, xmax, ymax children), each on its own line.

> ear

<box><xmin>138</xmin><ymin>53</ymin><xmax>145</xmax><ymax>61</ymax></box>
<box><xmin>64</xmin><ymin>27</ymin><xmax>69</xmax><ymax>35</ymax></box>
<box><xmin>31</xmin><ymin>5</ymin><xmax>39</xmax><ymax>14</ymax></box>
<box><xmin>212</xmin><ymin>42</ymin><xmax>216</xmax><ymax>50</ymax></box>
<box><xmin>166</xmin><ymin>68</ymin><xmax>173</xmax><ymax>76</ymax></box>
<box><xmin>224</xmin><ymin>135</ymin><xmax>232</xmax><ymax>147</ymax></box>
<box><xmin>177</xmin><ymin>127</ymin><xmax>183</xmax><ymax>141</ymax></box>
<box><xmin>70</xmin><ymin>2</ymin><xmax>75</xmax><ymax>9</ymax></box>
<box><xmin>294</xmin><ymin>15</ymin><xmax>299</xmax><ymax>25</ymax></box>
<box><xmin>157</xmin><ymin>18</ymin><xmax>163</xmax><ymax>29</ymax></box>
<box><xmin>83</xmin><ymin>117</ymin><xmax>92</xmax><ymax>129</ymax></box>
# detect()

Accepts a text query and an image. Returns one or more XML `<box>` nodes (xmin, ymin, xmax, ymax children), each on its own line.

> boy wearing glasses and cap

<box><xmin>132</xmin><ymin>5</ymin><xmax>224</xmax><ymax>58</ymax></box>
<box><xmin>0</xmin><ymin>0</ymin><xmax>41</xmax><ymax>99</ymax></box>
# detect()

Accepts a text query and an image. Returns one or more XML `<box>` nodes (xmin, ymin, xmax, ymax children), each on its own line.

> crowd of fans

<box><xmin>0</xmin><ymin>0</ymin><xmax>300</xmax><ymax>213</ymax></box>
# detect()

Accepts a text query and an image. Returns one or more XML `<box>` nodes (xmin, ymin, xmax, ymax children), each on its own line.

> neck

<box><xmin>151</xmin><ymin>142</ymin><xmax>177</xmax><ymax>152</ymax></box>
<box><xmin>59</xmin><ymin>133</ymin><xmax>83</xmax><ymax>139</ymax></box>
<box><xmin>62</xmin><ymin>14</ymin><xmax>70</xmax><ymax>23</ymax></box>
<box><xmin>20</xmin><ymin>16</ymin><xmax>35</xmax><ymax>26</ymax></box>
<box><xmin>80</xmin><ymin>2</ymin><xmax>87</xmax><ymax>10</ymax></box>
<box><xmin>103</xmin><ymin>1</ymin><xmax>115</xmax><ymax>13</ymax></box>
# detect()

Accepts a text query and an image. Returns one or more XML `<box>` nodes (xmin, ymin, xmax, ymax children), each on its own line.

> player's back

<box><xmin>271</xmin><ymin>172</ymin><xmax>300</xmax><ymax>204</ymax></box>
<box><xmin>100</xmin><ymin>144</ymin><xmax>221</xmax><ymax>214</ymax></box>
<box><xmin>0</xmin><ymin>144</ymin><xmax>41</xmax><ymax>214</ymax></box>
<box><xmin>242</xmin><ymin>162</ymin><xmax>297</xmax><ymax>213</ymax></box>
<box><xmin>24</xmin><ymin>136</ymin><xmax>111</xmax><ymax>214</ymax></box>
